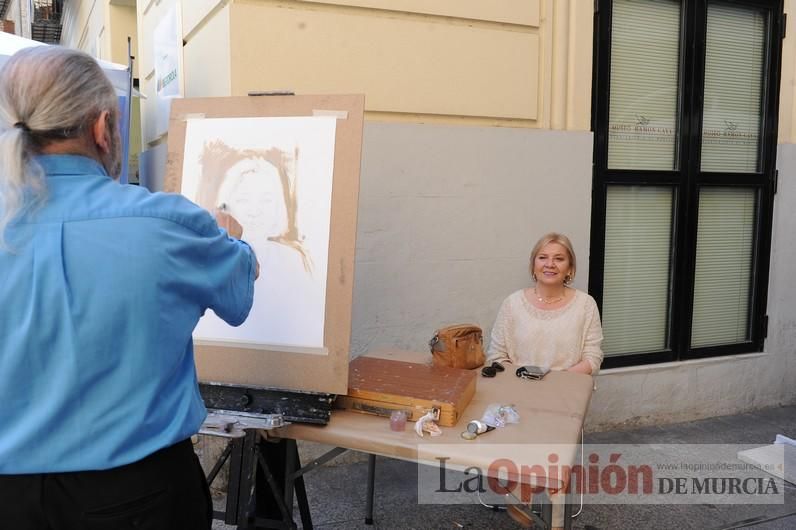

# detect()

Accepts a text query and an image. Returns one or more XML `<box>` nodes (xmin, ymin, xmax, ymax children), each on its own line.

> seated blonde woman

<box><xmin>487</xmin><ymin>232</ymin><xmax>603</xmax><ymax>529</ymax></box>
<box><xmin>488</xmin><ymin>232</ymin><xmax>603</xmax><ymax>375</ymax></box>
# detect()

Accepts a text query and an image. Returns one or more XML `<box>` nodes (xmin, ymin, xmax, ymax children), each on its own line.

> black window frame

<box><xmin>590</xmin><ymin>0</ymin><xmax>784</xmax><ymax>368</ymax></box>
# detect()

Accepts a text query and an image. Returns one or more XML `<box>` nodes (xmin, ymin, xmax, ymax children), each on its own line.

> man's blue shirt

<box><xmin>0</xmin><ymin>155</ymin><xmax>255</xmax><ymax>473</ymax></box>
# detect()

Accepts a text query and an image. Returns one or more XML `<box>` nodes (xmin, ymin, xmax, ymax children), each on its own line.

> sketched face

<box><xmin>217</xmin><ymin>158</ymin><xmax>287</xmax><ymax>241</ymax></box>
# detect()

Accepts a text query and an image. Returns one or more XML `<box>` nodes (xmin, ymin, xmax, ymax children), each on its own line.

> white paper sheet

<box><xmin>181</xmin><ymin>116</ymin><xmax>337</xmax><ymax>351</ymax></box>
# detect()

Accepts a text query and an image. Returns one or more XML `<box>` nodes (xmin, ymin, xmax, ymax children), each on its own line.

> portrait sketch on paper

<box><xmin>181</xmin><ymin>116</ymin><xmax>338</xmax><ymax>351</ymax></box>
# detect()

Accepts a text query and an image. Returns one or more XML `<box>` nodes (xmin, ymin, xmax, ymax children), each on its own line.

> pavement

<box><xmin>211</xmin><ymin>404</ymin><xmax>796</xmax><ymax>530</ymax></box>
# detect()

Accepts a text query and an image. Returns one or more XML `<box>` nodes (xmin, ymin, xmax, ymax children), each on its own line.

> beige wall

<box><xmin>309</xmin><ymin>0</ymin><xmax>540</xmax><ymax>26</ymax></box>
<box><xmin>108</xmin><ymin>3</ymin><xmax>138</xmax><ymax>76</ymax></box>
<box><xmin>227</xmin><ymin>0</ymin><xmax>593</xmax><ymax>129</ymax></box>
<box><xmin>135</xmin><ymin>0</ymin><xmax>594</xmax><ymax>143</ymax></box>
<box><xmin>62</xmin><ymin>0</ymin><xmax>106</xmax><ymax>57</ymax></box>
<box><xmin>133</xmin><ymin>0</ymin><xmax>796</xmax><ymax>144</ymax></box>
<box><xmin>229</xmin><ymin>2</ymin><xmax>539</xmax><ymax>120</ymax></box>
<box><xmin>61</xmin><ymin>0</ymin><xmax>137</xmax><ymax>74</ymax></box>
<box><xmin>183</xmin><ymin>5</ymin><xmax>231</xmax><ymax>99</ymax></box>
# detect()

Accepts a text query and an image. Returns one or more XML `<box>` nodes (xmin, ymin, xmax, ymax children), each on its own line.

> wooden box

<box><xmin>336</xmin><ymin>356</ymin><xmax>477</xmax><ymax>426</ymax></box>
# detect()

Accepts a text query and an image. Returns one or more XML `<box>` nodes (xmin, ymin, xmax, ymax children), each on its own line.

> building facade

<box><xmin>61</xmin><ymin>0</ymin><xmax>141</xmax><ymax>178</ymax></box>
<box><xmin>61</xmin><ymin>0</ymin><xmax>796</xmax><ymax>429</ymax></box>
<box><xmin>3</xmin><ymin>0</ymin><xmax>33</xmax><ymax>38</ymax></box>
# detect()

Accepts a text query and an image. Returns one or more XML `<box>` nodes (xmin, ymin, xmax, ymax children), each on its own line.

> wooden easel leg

<box><xmin>215</xmin><ymin>434</ymin><xmax>249</xmax><ymax>527</ymax></box>
<box><xmin>213</xmin><ymin>431</ymin><xmax>316</xmax><ymax>530</ymax></box>
<box><xmin>289</xmin><ymin>440</ymin><xmax>313</xmax><ymax>530</ymax></box>
<box><xmin>254</xmin><ymin>436</ymin><xmax>288</xmax><ymax>525</ymax></box>
<box><xmin>253</xmin><ymin>436</ymin><xmax>318</xmax><ymax>530</ymax></box>
<box><xmin>563</xmin><ymin>490</ymin><xmax>573</xmax><ymax>530</ymax></box>
<box><xmin>365</xmin><ymin>454</ymin><xmax>376</xmax><ymax>525</ymax></box>
<box><xmin>207</xmin><ymin>441</ymin><xmax>234</xmax><ymax>488</ymax></box>
<box><xmin>205</xmin><ymin>439</ymin><xmax>235</xmax><ymax>523</ymax></box>
<box><xmin>284</xmin><ymin>440</ymin><xmax>296</xmax><ymax>518</ymax></box>
<box><xmin>254</xmin><ymin>448</ymin><xmax>296</xmax><ymax>528</ymax></box>
<box><xmin>237</xmin><ymin>431</ymin><xmax>259</xmax><ymax>529</ymax></box>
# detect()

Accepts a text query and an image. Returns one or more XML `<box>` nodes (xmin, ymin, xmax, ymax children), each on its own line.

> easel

<box><xmin>164</xmin><ymin>93</ymin><xmax>365</xmax><ymax>527</ymax></box>
<box><xmin>199</xmin><ymin>381</ymin><xmax>335</xmax><ymax>529</ymax></box>
<box><xmin>165</xmin><ymin>93</ymin><xmax>364</xmax><ymax>401</ymax></box>
<box><xmin>203</xmin><ymin>423</ymin><xmax>312</xmax><ymax>530</ymax></box>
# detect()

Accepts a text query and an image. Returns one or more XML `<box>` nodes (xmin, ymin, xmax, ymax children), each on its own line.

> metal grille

<box><xmin>32</xmin><ymin>0</ymin><xmax>63</xmax><ymax>44</ymax></box>
<box><xmin>0</xmin><ymin>0</ymin><xmax>12</xmax><ymax>20</ymax></box>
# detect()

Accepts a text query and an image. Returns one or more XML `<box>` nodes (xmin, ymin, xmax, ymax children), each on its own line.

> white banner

<box><xmin>153</xmin><ymin>3</ymin><xmax>182</xmax><ymax>136</ymax></box>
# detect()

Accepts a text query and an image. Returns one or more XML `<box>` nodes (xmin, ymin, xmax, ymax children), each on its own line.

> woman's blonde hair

<box><xmin>0</xmin><ymin>46</ymin><xmax>117</xmax><ymax>247</ymax></box>
<box><xmin>529</xmin><ymin>232</ymin><xmax>577</xmax><ymax>282</ymax></box>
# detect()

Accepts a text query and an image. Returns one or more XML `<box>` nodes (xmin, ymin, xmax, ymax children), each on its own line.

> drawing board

<box><xmin>166</xmin><ymin>95</ymin><xmax>364</xmax><ymax>394</ymax></box>
<box><xmin>181</xmin><ymin>116</ymin><xmax>334</xmax><ymax>351</ymax></box>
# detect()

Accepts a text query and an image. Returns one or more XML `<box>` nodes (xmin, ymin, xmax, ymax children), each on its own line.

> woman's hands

<box><xmin>566</xmin><ymin>359</ymin><xmax>593</xmax><ymax>374</ymax></box>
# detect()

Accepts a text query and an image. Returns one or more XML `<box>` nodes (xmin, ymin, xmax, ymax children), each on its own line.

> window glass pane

<box><xmin>700</xmin><ymin>3</ymin><xmax>766</xmax><ymax>173</ymax></box>
<box><xmin>602</xmin><ymin>186</ymin><xmax>674</xmax><ymax>355</ymax></box>
<box><xmin>690</xmin><ymin>188</ymin><xmax>756</xmax><ymax>348</ymax></box>
<box><xmin>608</xmin><ymin>0</ymin><xmax>681</xmax><ymax>170</ymax></box>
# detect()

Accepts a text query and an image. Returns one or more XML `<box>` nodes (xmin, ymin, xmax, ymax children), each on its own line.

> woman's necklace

<box><xmin>534</xmin><ymin>286</ymin><xmax>565</xmax><ymax>305</ymax></box>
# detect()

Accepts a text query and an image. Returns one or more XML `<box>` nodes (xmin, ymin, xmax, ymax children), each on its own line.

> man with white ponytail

<box><xmin>0</xmin><ymin>46</ymin><xmax>258</xmax><ymax>529</ymax></box>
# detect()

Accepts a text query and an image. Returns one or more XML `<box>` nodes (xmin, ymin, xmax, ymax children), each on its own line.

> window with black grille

<box><xmin>590</xmin><ymin>0</ymin><xmax>784</xmax><ymax>368</ymax></box>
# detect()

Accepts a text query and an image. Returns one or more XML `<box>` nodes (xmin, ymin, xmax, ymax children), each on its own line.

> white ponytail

<box><xmin>0</xmin><ymin>123</ymin><xmax>44</xmax><ymax>248</ymax></box>
<box><xmin>0</xmin><ymin>46</ymin><xmax>117</xmax><ymax>248</ymax></box>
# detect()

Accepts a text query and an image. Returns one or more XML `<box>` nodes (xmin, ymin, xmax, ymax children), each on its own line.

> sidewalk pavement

<box><xmin>213</xmin><ymin>404</ymin><xmax>796</xmax><ymax>529</ymax></box>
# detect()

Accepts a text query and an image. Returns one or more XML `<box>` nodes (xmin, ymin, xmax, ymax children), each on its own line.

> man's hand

<box><xmin>215</xmin><ymin>209</ymin><xmax>243</xmax><ymax>240</ymax></box>
<box><xmin>214</xmin><ymin>209</ymin><xmax>260</xmax><ymax>279</ymax></box>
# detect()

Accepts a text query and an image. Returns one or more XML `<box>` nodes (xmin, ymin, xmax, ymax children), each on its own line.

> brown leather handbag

<box><xmin>429</xmin><ymin>324</ymin><xmax>486</xmax><ymax>370</ymax></box>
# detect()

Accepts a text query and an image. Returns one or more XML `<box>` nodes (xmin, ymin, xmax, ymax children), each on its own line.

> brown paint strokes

<box><xmin>195</xmin><ymin>140</ymin><xmax>313</xmax><ymax>274</ymax></box>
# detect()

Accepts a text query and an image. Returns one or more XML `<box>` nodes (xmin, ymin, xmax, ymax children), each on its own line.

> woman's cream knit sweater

<box><xmin>486</xmin><ymin>288</ymin><xmax>604</xmax><ymax>374</ymax></box>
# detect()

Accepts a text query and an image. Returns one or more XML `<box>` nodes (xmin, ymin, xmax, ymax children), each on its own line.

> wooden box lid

<box><xmin>339</xmin><ymin>356</ymin><xmax>477</xmax><ymax>426</ymax></box>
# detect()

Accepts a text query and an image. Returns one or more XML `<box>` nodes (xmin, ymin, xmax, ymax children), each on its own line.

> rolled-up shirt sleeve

<box><xmin>159</xmin><ymin>204</ymin><xmax>257</xmax><ymax>327</ymax></box>
<box><xmin>202</xmin><ymin>228</ymin><xmax>256</xmax><ymax>326</ymax></box>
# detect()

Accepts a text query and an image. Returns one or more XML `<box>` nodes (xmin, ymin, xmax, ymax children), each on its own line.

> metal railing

<box><xmin>31</xmin><ymin>0</ymin><xmax>63</xmax><ymax>44</ymax></box>
<box><xmin>33</xmin><ymin>0</ymin><xmax>62</xmax><ymax>22</ymax></box>
<box><xmin>0</xmin><ymin>0</ymin><xmax>11</xmax><ymax>21</ymax></box>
